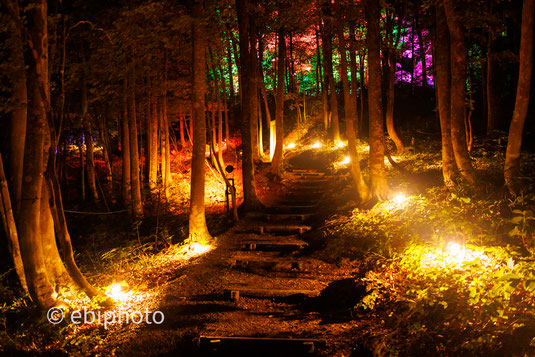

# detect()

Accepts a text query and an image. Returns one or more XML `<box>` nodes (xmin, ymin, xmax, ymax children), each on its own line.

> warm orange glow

<box><xmin>107</xmin><ymin>283</ymin><xmax>127</xmax><ymax>301</ymax></box>
<box><xmin>285</xmin><ymin>142</ymin><xmax>296</xmax><ymax>149</ymax></box>
<box><xmin>393</xmin><ymin>193</ymin><xmax>407</xmax><ymax>204</ymax></box>
<box><xmin>312</xmin><ymin>140</ymin><xmax>322</xmax><ymax>149</ymax></box>
<box><xmin>341</xmin><ymin>155</ymin><xmax>350</xmax><ymax>165</ymax></box>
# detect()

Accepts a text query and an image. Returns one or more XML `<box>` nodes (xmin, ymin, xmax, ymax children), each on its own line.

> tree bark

<box><xmin>189</xmin><ymin>1</ymin><xmax>212</xmax><ymax>242</ymax></box>
<box><xmin>121</xmin><ymin>77</ymin><xmax>132</xmax><ymax>211</ymax></box>
<box><xmin>336</xmin><ymin>3</ymin><xmax>371</xmax><ymax>204</ymax></box>
<box><xmin>505</xmin><ymin>0</ymin><xmax>534</xmax><ymax>193</ymax></box>
<box><xmin>237</xmin><ymin>0</ymin><xmax>263</xmax><ymax>211</ymax></box>
<box><xmin>443</xmin><ymin>0</ymin><xmax>476</xmax><ymax>184</ymax></box>
<box><xmin>0</xmin><ymin>153</ymin><xmax>27</xmax><ymax>292</ymax></box>
<box><xmin>434</xmin><ymin>3</ymin><xmax>457</xmax><ymax>186</ymax></box>
<box><xmin>81</xmin><ymin>75</ymin><xmax>98</xmax><ymax>203</ymax></box>
<box><xmin>7</xmin><ymin>0</ymin><xmax>27</xmax><ymax>216</ymax></box>
<box><xmin>271</xmin><ymin>28</ymin><xmax>286</xmax><ymax>176</ymax></box>
<box><xmin>367</xmin><ymin>0</ymin><xmax>390</xmax><ymax>200</ymax></box>
<box><xmin>129</xmin><ymin>69</ymin><xmax>143</xmax><ymax>217</ymax></box>
<box><xmin>18</xmin><ymin>0</ymin><xmax>56</xmax><ymax>308</ymax></box>
<box><xmin>486</xmin><ymin>30</ymin><xmax>499</xmax><ymax>134</ymax></box>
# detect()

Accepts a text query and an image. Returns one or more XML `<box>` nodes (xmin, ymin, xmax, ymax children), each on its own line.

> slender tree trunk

<box><xmin>162</xmin><ymin>51</ymin><xmax>172</xmax><ymax>195</ymax></box>
<box><xmin>226</xmin><ymin>43</ymin><xmax>235</xmax><ymax>103</ymax></box>
<box><xmin>189</xmin><ymin>1</ymin><xmax>212</xmax><ymax>241</ymax></box>
<box><xmin>443</xmin><ymin>0</ymin><xmax>476</xmax><ymax>184</ymax></box>
<box><xmin>349</xmin><ymin>24</ymin><xmax>359</xmax><ymax>134</ymax></box>
<box><xmin>0</xmin><ymin>153</ymin><xmax>27</xmax><ymax>292</ymax></box>
<box><xmin>129</xmin><ymin>69</ymin><xmax>143</xmax><ymax>216</ymax></box>
<box><xmin>271</xmin><ymin>28</ymin><xmax>286</xmax><ymax>176</ymax></box>
<box><xmin>367</xmin><ymin>0</ymin><xmax>389</xmax><ymax>200</ymax></box>
<box><xmin>505</xmin><ymin>0</ymin><xmax>534</xmax><ymax>193</ymax></box>
<box><xmin>249</xmin><ymin>16</ymin><xmax>260</xmax><ymax>161</ymax></box>
<box><xmin>81</xmin><ymin>76</ymin><xmax>98</xmax><ymax>202</ymax></box>
<box><xmin>323</xmin><ymin>27</ymin><xmax>340</xmax><ymax>142</ymax></box>
<box><xmin>121</xmin><ymin>77</ymin><xmax>132</xmax><ymax>211</ymax></box>
<box><xmin>486</xmin><ymin>30</ymin><xmax>499</xmax><ymax>134</ymax></box>
<box><xmin>237</xmin><ymin>0</ymin><xmax>263</xmax><ymax>211</ymax></box>
<box><xmin>336</xmin><ymin>3</ymin><xmax>371</xmax><ymax>204</ymax></box>
<box><xmin>320</xmin><ymin>23</ymin><xmax>329</xmax><ymax>130</ymax></box>
<box><xmin>359</xmin><ymin>52</ymin><xmax>366</xmax><ymax>135</ymax></box>
<box><xmin>434</xmin><ymin>3</ymin><xmax>457</xmax><ymax>186</ymax></box>
<box><xmin>7</xmin><ymin>0</ymin><xmax>27</xmax><ymax>216</ymax></box>
<box><xmin>148</xmin><ymin>83</ymin><xmax>158</xmax><ymax>189</ymax></box>
<box><xmin>385</xmin><ymin>12</ymin><xmax>404</xmax><ymax>152</ymax></box>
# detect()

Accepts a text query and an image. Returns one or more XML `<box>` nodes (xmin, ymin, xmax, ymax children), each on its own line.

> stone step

<box><xmin>240</xmin><ymin>240</ymin><xmax>308</xmax><ymax>251</ymax></box>
<box><xmin>225</xmin><ymin>288</ymin><xmax>321</xmax><ymax>300</ymax></box>
<box><xmin>199</xmin><ymin>335</ymin><xmax>326</xmax><ymax>355</ymax></box>
<box><xmin>230</xmin><ymin>258</ymin><xmax>312</xmax><ymax>272</ymax></box>
<box><xmin>245</xmin><ymin>212</ymin><xmax>314</xmax><ymax>221</ymax></box>
<box><xmin>257</xmin><ymin>224</ymin><xmax>312</xmax><ymax>235</ymax></box>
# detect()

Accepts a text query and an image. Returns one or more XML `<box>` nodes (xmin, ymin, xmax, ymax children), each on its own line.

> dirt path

<box><xmin>118</xmin><ymin>167</ymin><xmax>364</xmax><ymax>356</ymax></box>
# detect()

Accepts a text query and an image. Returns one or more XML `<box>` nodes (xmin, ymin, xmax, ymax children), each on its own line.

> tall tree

<box><xmin>336</xmin><ymin>1</ymin><xmax>370</xmax><ymax>204</ymax></box>
<box><xmin>443</xmin><ymin>0</ymin><xmax>476</xmax><ymax>184</ymax></box>
<box><xmin>434</xmin><ymin>3</ymin><xmax>457</xmax><ymax>186</ymax></box>
<box><xmin>236</xmin><ymin>0</ymin><xmax>263</xmax><ymax>211</ymax></box>
<box><xmin>121</xmin><ymin>77</ymin><xmax>132</xmax><ymax>211</ymax></box>
<box><xmin>271</xmin><ymin>28</ymin><xmax>286</xmax><ymax>176</ymax></box>
<box><xmin>504</xmin><ymin>0</ymin><xmax>534</xmax><ymax>193</ymax></box>
<box><xmin>188</xmin><ymin>1</ymin><xmax>212</xmax><ymax>242</ymax></box>
<box><xmin>366</xmin><ymin>0</ymin><xmax>389</xmax><ymax>199</ymax></box>
<box><xmin>128</xmin><ymin>68</ymin><xmax>143</xmax><ymax>216</ymax></box>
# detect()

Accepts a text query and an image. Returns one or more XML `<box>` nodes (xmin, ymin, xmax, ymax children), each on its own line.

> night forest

<box><xmin>0</xmin><ymin>0</ymin><xmax>535</xmax><ymax>355</ymax></box>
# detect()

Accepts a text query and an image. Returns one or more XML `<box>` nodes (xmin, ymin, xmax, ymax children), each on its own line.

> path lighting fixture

<box><xmin>341</xmin><ymin>156</ymin><xmax>351</xmax><ymax>165</ymax></box>
<box><xmin>312</xmin><ymin>141</ymin><xmax>322</xmax><ymax>149</ymax></box>
<box><xmin>107</xmin><ymin>283</ymin><xmax>126</xmax><ymax>300</ymax></box>
<box><xmin>393</xmin><ymin>193</ymin><xmax>407</xmax><ymax>204</ymax></box>
<box><xmin>285</xmin><ymin>142</ymin><xmax>296</xmax><ymax>149</ymax></box>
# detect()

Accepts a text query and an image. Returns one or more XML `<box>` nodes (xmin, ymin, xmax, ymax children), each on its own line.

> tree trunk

<box><xmin>443</xmin><ymin>0</ymin><xmax>476</xmax><ymax>184</ymax></box>
<box><xmin>237</xmin><ymin>0</ymin><xmax>263</xmax><ymax>211</ymax></box>
<box><xmin>121</xmin><ymin>77</ymin><xmax>132</xmax><ymax>211</ymax></box>
<box><xmin>505</xmin><ymin>0</ymin><xmax>534</xmax><ymax>193</ymax></box>
<box><xmin>271</xmin><ymin>28</ymin><xmax>286</xmax><ymax>176</ymax></box>
<box><xmin>189</xmin><ymin>1</ymin><xmax>212</xmax><ymax>242</ymax></box>
<box><xmin>7</xmin><ymin>0</ymin><xmax>27</xmax><ymax>216</ymax></box>
<box><xmin>367</xmin><ymin>0</ymin><xmax>390</xmax><ymax>200</ymax></box>
<box><xmin>0</xmin><ymin>153</ymin><xmax>27</xmax><ymax>292</ymax></box>
<box><xmin>81</xmin><ymin>76</ymin><xmax>98</xmax><ymax>203</ymax></box>
<box><xmin>149</xmin><ymin>83</ymin><xmax>159</xmax><ymax>189</ymax></box>
<box><xmin>434</xmin><ymin>3</ymin><xmax>457</xmax><ymax>186</ymax></box>
<box><xmin>359</xmin><ymin>52</ymin><xmax>366</xmax><ymax>135</ymax></box>
<box><xmin>336</xmin><ymin>3</ymin><xmax>371</xmax><ymax>204</ymax></box>
<box><xmin>18</xmin><ymin>0</ymin><xmax>56</xmax><ymax>308</ymax></box>
<box><xmin>486</xmin><ymin>30</ymin><xmax>499</xmax><ymax>134</ymax></box>
<box><xmin>249</xmin><ymin>15</ymin><xmax>260</xmax><ymax>161</ymax></box>
<box><xmin>129</xmin><ymin>69</ymin><xmax>143</xmax><ymax>217</ymax></box>
<box><xmin>162</xmin><ymin>51</ymin><xmax>172</xmax><ymax>195</ymax></box>
<box><xmin>322</xmin><ymin>25</ymin><xmax>340</xmax><ymax>142</ymax></box>
<box><xmin>384</xmin><ymin>12</ymin><xmax>404</xmax><ymax>152</ymax></box>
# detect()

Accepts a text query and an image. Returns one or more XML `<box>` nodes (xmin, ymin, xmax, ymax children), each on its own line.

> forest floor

<box><xmin>2</xmin><ymin>124</ymin><xmax>535</xmax><ymax>356</ymax></box>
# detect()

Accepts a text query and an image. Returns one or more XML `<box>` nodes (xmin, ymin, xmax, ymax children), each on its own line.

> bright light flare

<box><xmin>393</xmin><ymin>193</ymin><xmax>407</xmax><ymax>204</ymax></box>
<box><xmin>107</xmin><ymin>283</ymin><xmax>127</xmax><ymax>301</ymax></box>
<box><xmin>341</xmin><ymin>156</ymin><xmax>351</xmax><ymax>165</ymax></box>
<box><xmin>446</xmin><ymin>242</ymin><xmax>462</xmax><ymax>256</ymax></box>
<box><xmin>285</xmin><ymin>142</ymin><xmax>296</xmax><ymax>149</ymax></box>
<box><xmin>188</xmin><ymin>242</ymin><xmax>212</xmax><ymax>256</ymax></box>
<box><xmin>334</xmin><ymin>141</ymin><xmax>346</xmax><ymax>149</ymax></box>
<box><xmin>312</xmin><ymin>141</ymin><xmax>322</xmax><ymax>149</ymax></box>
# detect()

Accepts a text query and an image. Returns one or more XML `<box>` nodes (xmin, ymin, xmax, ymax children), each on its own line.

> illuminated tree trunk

<box><xmin>434</xmin><ymin>3</ymin><xmax>456</xmax><ymax>186</ymax></box>
<box><xmin>359</xmin><ymin>52</ymin><xmax>366</xmax><ymax>136</ymax></box>
<box><xmin>322</xmin><ymin>21</ymin><xmax>340</xmax><ymax>142</ymax></box>
<box><xmin>249</xmin><ymin>16</ymin><xmax>260</xmax><ymax>161</ymax></box>
<box><xmin>121</xmin><ymin>77</ymin><xmax>132</xmax><ymax>211</ymax></box>
<box><xmin>189</xmin><ymin>1</ymin><xmax>212</xmax><ymax>242</ymax></box>
<box><xmin>336</xmin><ymin>4</ymin><xmax>370</xmax><ymax>204</ymax></box>
<box><xmin>129</xmin><ymin>69</ymin><xmax>143</xmax><ymax>217</ymax></box>
<box><xmin>384</xmin><ymin>11</ymin><xmax>404</xmax><ymax>152</ymax></box>
<box><xmin>505</xmin><ymin>0</ymin><xmax>534</xmax><ymax>193</ymax></box>
<box><xmin>237</xmin><ymin>0</ymin><xmax>263</xmax><ymax>211</ymax></box>
<box><xmin>17</xmin><ymin>0</ymin><xmax>56</xmax><ymax>308</ymax></box>
<box><xmin>81</xmin><ymin>76</ymin><xmax>98</xmax><ymax>203</ymax></box>
<box><xmin>443</xmin><ymin>0</ymin><xmax>476</xmax><ymax>184</ymax></box>
<box><xmin>7</xmin><ymin>0</ymin><xmax>27</xmax><ymax>216</ymax></box>
<box><xmin>319</xmin><ymin>23</ymin><xmax>329</xmax><ymax>130</ymax></box>
<box><xmin>271</xmin><ymin>28</ymin><xmax>285</xmax><ymax>176</ymax></box>
<box><xmin>349</xmin><ymin>24</ymin><xmax>359</xmax><ymax>135</ymax></box>
<box><xmin>367</xmin><ymin>0</ymin><xmax>389</xmax><ymax>200</ymax></box>
<box><xmin>0</xmin><ymin>153</ymin><xmax>27</xmax><ymax>292</ymax></box>
<box><xmin>162</xmin><ymin>52</ymin><xmax>172</xmax><ymax>195</ymax></box>
<box><xmin>148</xmin><ymin>81</ymin><xmax>158</xmax><ymax>190</ymax></box>
<box><xmin>226</xmin><ymin>43</ymin><xmax>235</xmax><ymax>104</ymax></box>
